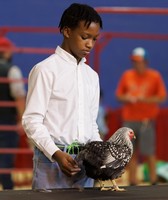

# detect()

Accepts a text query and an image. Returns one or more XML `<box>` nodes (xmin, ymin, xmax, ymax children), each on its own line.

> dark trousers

<box><xmin>0</xmin><ymin>131</ymin><xmax>19</xmax><ymax>189</ymax></box>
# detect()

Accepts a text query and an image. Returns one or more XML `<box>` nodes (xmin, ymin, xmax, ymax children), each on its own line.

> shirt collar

<box><xmin>55</xmin><ymin>46</ymin><xmax>86</xmax><ymax>65</ymax></box>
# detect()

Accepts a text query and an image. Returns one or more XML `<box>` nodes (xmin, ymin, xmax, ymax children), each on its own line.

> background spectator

<box><xmin>115</xmin><ymin>47</ymin><xmax>167</xmax><ymax>185</ymax></box>
<box><xmin>0</xmin><ymin>37</ymin><xmax>26</xmax><ymax>189</ymax></box>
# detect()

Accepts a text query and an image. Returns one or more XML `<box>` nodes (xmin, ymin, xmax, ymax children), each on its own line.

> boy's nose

<box><xmin>86</xmin><ymin>40</ymin><xmax>94</xmax><ymax>49</ymax></box>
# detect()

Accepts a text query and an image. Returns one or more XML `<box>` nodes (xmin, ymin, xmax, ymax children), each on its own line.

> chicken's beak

<box><xmin>133</xmin><ymin>135</ymin><xmax>136</xmax><ymax>139</ymax></box>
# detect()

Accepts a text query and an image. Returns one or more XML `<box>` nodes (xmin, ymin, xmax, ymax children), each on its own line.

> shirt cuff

<box><xmin>43</xmin><ymin>142</ymin><xmax>60</xmax><ymax>162</ymax></box>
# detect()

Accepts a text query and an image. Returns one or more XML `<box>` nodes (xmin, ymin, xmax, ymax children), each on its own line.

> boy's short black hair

<box><xmin>59</xmin><ymin>3</ymin><xmax>103</xmax><ymax>32</ymax></box>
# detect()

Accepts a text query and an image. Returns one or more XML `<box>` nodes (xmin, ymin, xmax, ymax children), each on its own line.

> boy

<box><xmin>22</xmin><ymin>3</ymin><xmax>103</xmax><ymax>190</ymax></box>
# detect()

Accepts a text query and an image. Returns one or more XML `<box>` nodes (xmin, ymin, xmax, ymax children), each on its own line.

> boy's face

<box><xmin>62</xmin><ymin>21</ymin><xmax>100</xmax><ymax>63</ymax></box>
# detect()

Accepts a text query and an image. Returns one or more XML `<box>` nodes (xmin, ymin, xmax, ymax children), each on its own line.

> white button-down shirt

<box><xmin>22</xmin><ymin>46</ymin><xmax>101</xmax><ymax>161</ymax></box>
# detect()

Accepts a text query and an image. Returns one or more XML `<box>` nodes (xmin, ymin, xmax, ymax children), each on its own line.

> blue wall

<box><xmin>1</xmin><ymin>0</ymin><xmax>168</xmax><ymax>108</ymax></box>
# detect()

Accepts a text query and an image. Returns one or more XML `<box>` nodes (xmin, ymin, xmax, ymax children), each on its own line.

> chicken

<box><xmin>75</xmin><ymin>127</ymin><xmax>135</xmax><ymax>191</ymax></box>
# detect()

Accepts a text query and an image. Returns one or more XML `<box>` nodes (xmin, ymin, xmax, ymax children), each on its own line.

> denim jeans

<box><xmin>32</xmin><ymin>147</ymin><xmax>94</xmax><ymax>190</ymax></box>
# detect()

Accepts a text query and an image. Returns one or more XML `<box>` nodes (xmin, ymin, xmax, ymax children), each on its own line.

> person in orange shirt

<box><xmin>116</xmin><ymin>47</ymin><xmax>167</xmax><ymax>185</ymax></box>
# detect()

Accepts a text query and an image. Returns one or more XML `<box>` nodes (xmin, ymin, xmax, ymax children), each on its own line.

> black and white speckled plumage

<box><xmin>75</xmin><ymin>127</ymin><xmax>134</xmax><ymax>181</ymax></box>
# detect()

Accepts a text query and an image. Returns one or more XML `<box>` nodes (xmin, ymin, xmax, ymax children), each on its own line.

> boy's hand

<box><xmin>52</xmin><ymin>150</ymin><xmax>81</xmax><ymax>177</ymax></box>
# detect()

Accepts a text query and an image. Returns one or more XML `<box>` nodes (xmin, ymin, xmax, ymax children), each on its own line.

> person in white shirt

<box><xmin>22</xmin><ymin>3</ymin><xmax>103</xmax><ymax>190</ymax></box>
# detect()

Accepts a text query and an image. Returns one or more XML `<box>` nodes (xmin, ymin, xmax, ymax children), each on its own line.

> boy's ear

<box><xmin>62</xmin><ymin>27</ymin><xmax>71</xmax><ymax>38</ymax></box>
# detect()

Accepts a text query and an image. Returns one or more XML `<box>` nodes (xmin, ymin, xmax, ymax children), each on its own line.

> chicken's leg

<box><xmin>111</xmin><ymin>180</ymin><xmax>125</xmax><ymax>192</ymax></box>
<box><xmin>98</xmin><ymin>180</ymin><xmax>111</xmax><ymax>191</ymax></box>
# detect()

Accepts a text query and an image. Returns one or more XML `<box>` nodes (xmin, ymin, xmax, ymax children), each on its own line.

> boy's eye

<box><xmin>81</xmin><ymin>36</ymin><xmax>88</xmax><ymax>40</ymax></box>
<box><xmin>81</xmin><ymin>36</ymin><xmax>98</xmax><ymax>41</ymax></box>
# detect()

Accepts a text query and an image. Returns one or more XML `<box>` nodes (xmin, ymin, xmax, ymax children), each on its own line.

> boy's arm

<box><xmin>22</xmin><ymin>65</ymin><xmax>58</xmax><ymax>161</ymax></box>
